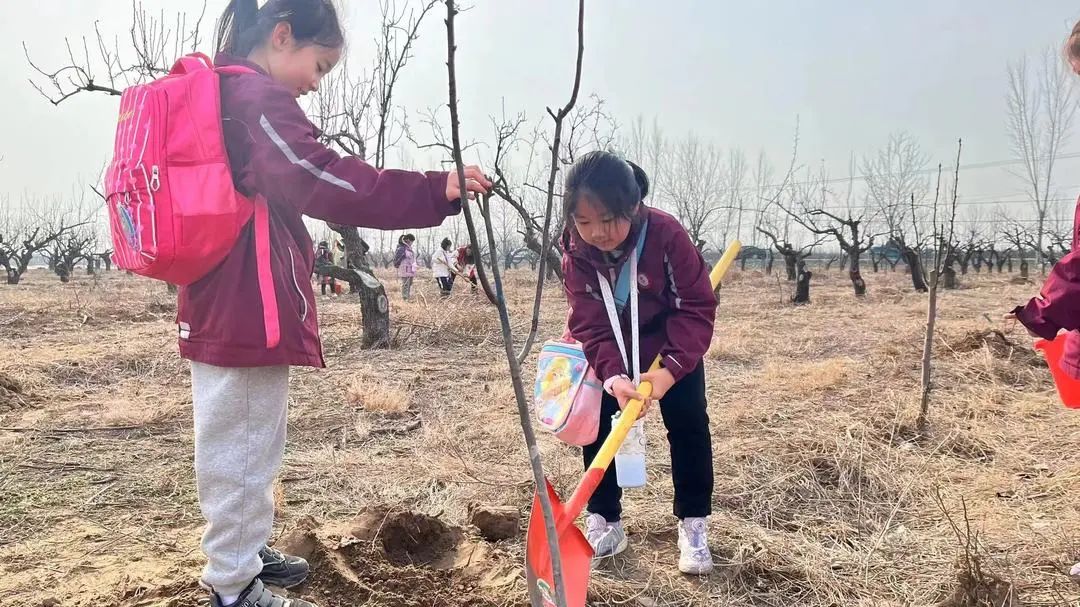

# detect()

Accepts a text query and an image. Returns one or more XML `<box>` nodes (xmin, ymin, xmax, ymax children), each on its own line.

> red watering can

<box><xmin>1034</xmin><ymin>336</ymin><xmax>1080</xmax><ymax>409</ymax></box>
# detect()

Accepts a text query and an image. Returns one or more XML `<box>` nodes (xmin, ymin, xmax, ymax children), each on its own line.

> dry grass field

<box><xmin>2</xmin><ymin>266</ymin><xmax>1079</xmax><ymax>606</ymax></box>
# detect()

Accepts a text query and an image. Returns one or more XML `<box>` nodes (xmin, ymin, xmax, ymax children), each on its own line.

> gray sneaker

<box><xmin>258</xmin><ymin>545</ymin><xmax>310</xmax><ymax>589</ymax></box>
<box><xmin>585</xmin><ymin>513</ymin><xmax>628</xmax><ymax>559</ymax></box>
<box><xmin>210</xmin><ymin>578</ymin><xmax>319</xmax><ymax>607</ymax></box>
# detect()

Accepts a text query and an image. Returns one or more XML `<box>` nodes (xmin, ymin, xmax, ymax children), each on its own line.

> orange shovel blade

<box><xmin>525</xmin><ymin>480</ymin><xmax>593</xmax><ymax>607</ymax></box>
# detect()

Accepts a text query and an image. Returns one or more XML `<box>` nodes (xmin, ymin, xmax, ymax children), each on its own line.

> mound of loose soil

<box><xmin>949</xmin><ymin>330</ymin><xmax>1044</xmax><ymax>367</ymax></box>
<box><xmin>276</xmin><ymin>509</ymin><xmax>512</xmax><ymax>607</ymax></box>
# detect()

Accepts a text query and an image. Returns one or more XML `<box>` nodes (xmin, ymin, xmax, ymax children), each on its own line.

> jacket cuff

<box><xmin>426</xmin><ymin>171</ymin><xmax>462</xmax><ymax>216</ymax></box>
<box><xmin>659</xmin><ymin>353</ymin><xmax>691</xmax><ymax>382</ymax></box>
<box><xmin>1013</xmin><ymin>302</ymin><xmax>1060</xmax><ymax>341</ymax></box>
<box><xmin>603</xmin><ymin>374</ymin><xmax>630</xmax><ymax>395</ymax></box>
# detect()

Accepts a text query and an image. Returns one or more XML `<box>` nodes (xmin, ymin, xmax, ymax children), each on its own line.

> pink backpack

<box><xmin>105</xmin><ymin>53</ymin><xmax>280</xmax><ymax>348</ymax></box>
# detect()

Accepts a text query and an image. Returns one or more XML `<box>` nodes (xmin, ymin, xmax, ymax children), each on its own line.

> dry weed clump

<box><xmin>345</xmin><ymin>379</ymin><xmax>411</xmax><ymax>413</ymax></box>
<box><xmin>718</xmin><ymin>433</ymin><xmax>908</xmax><ymax>539</ymax></box>
<box><xmin>934</xmin><ymin>491</ymin><xmax>1019</xmax><ymax>607</ymax></box>
<box><xmin>0</xmin><ymin>371</ymin><xmax>27</xmax><ymax>411</ymax></box>
<box><xmin>759</xmin><ymin>358</ymin><xmax>854</xmax><ymax>393</ymax></box>
<box><xmin>947</xmin><ymin>329</ymin><xmax>1043</xmax><ymax>368</ymax></box>
<box><xmin>391</xmin><ymin>296</ymin><xmax>502</xmax><ymax>346</ymax></box>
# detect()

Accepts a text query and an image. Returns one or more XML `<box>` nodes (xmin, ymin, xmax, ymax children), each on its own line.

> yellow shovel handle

<box><xmin>587</xmin><ymin>240</ymin><xmax>742</xmax><ymax>473</ymax></box>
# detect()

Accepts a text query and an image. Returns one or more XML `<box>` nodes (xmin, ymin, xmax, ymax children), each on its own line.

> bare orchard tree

<box><xmin>43</xmin><ymin>226</ymin><xmax>97</xmax><ymax>283</ymax></box>
<box><xmin>999</xmin><ymin>220</ymin><xmax>1032</xmax><ymax>278</ymax></box>
<box><xmin>917</xmin><ymin>140</ymin><xmax>962</xmax><ymax>433</ymax></box>
<box><xmin>0</xmin><ymin>200</ymin><xmax>81</xmax><ymax>284</ymax></box>
<box><xmin>482</xmin><ymin>113</ymin><xmax>565</xmax><ymax>283</ymax></box>
<box><xmin>757</xmin><ymin>193</ymin><xmax>825</xmax><ymax>285</ymax></box>
<box><xmin>309</xmin><ymin>0</ymin><xmax>440</xmax><ymax>347</ymax></box>
<box><xmin>1006</xmin><ymin>48</ymin><xmax>1077</xmax><ymax>273</ymax></box>
<box><xmin>721</xmin><ymin>148</ymin><xmax>749</xmax><ymax>248</ymax></box>
<box><xmin>25</xmin><ymin>2</ymin><xmax>204</xmax><ymax>105</ymax></box>
<box><xmin>443</xmin><ymin>1</ymin><xmax>587</xmax><ymax>604</ymax></box>
<box><xmin>663</xmin><ymin>134</ymin><xmax>725</xmax><ymax>247</ymax></box>
<box><xmin>863</xmin><ymin>132</ymin><xmax>931</xmax><ymax>292</ymax></box>
<box><xmin>778</xmin><ymin>157</ymin><xmax>879</xmax><ymax>296</ymax></box>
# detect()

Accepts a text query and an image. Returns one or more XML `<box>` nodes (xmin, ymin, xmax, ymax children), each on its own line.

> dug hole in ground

<box><xmin>1</xmin><ymin>267</ymin><xmax>1078</xmax><ymax>606</ymax></box>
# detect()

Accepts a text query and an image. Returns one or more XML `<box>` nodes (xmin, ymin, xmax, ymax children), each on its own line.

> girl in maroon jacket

<box><xmin>562</xmin><ymin>151</ymin><xmax>717</xmax><ymax>575</ymax></box>
<box><xmin>1010</xmin><ymin>19</ymin><xmax>1080</xmax><ymax>580</ymax></box>
<box><xmin>182</xmin><ymin>3</ymin><xmax>490</xmax><ymax>607</ymax></box>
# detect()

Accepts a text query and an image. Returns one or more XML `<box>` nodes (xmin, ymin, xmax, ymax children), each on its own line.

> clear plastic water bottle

<box><xmin>614</xmin><ymin>414</ymin><xmax>647</xmax><ymax>488</ymax></box>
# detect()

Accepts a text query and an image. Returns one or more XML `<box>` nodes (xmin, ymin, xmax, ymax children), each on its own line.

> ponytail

<box><xmin>215</xmin><ymin>0</ymin><xmax>345</xmax><ymax>56</ymax></box>
<box><xmin>215</xmin><ymin>0</ymin><xmax>260</xmax><ymax>55</ymax></box>
<box><xmin>627</xmin><ymin>160</ymin><xmax>650</xmax><ymax>201</ymax></box>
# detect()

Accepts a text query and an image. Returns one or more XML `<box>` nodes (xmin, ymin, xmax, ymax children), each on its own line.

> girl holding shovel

<box><xmin>561</xmin><ymin>151</ymin><xmax>718</xmax><ymax>574</ymax></box>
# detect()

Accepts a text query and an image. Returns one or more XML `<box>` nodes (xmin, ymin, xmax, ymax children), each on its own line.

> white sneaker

<box><xmin>585</xmin><ymin>513</ymin><xmax>628</xmax><ymax>559</ymax></box>
<box><xmin>1069</xmin><ymin>561</ymin><xmax>1080</xmax><ymax>579</ymax></box>
<box><xmin>678</xmin><ymin>517</ymin><xmax>714</xmax><ymax>575</ymax></box>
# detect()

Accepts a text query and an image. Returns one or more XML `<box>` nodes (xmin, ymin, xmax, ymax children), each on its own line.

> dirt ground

<box><xmin>2</xmin><ymin>266</ymin><xmax>1079</xmax><ymax>606</ymax></box>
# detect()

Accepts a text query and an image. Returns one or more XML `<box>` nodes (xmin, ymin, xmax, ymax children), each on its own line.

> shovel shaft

<box><xmin>559</xmin><ymin>240</ymin><xmax>742</xmax><ymax>526</ymax></box>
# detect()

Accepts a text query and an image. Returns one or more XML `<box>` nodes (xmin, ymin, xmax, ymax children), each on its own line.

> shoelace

<box><xmin>262</xmin><ymin>546</ymin><xmax>286</xmax><ymax>564</ymax></box>
<box><xmin>683</xmin><ymin>522</ymin><xmax>708</xmax><ymax>550</ymax></box>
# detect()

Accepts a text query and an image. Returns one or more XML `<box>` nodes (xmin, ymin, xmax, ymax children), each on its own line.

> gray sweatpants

<box><xmin>191</xmin><ymin>361</ymin><xmax>290</xmax><ymax>597</ymax></box>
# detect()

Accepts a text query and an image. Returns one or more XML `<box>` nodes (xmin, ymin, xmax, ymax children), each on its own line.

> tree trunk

<box><xmin>793</xmin><ymin>266</ymin><xmax>811</xmax><ymax>304</ymax></box>
<box><xmin>765</xmin><ymin>251</ymin><xmax>774</xmax><ymax>276</ymax></box>
<box><xmin>903</xmin><ymin>248</ymin><xmax>928</xmax><ymax>292</ymax></box>
<box><xmin>328</xmin><ymin>223</ymin><xmax>391</xmax><ymax>348</ymax></box>
<box><xmin>848</xmin><ymin>249</ymin><xmax>866</xmax><ymax>296</ymax></box>
<box><xmin>783</xmin><ymin>253</ymin><xmax>797</xmax><ymax>281</ymax></box>
<box><xmin>916</xmin><ymin>269</ymin><xmax>939</xmax><ymax>433</ymax></box>
<box><xmin>6</xmin><ymin>270</ymin><xmax>20</xmax><ymax>285</ymax></box>
<box><xmin>1020</xmin><ymin>259</ymin><xmax>1029</xmax><ymax>279</ymax></box>
<box><xmin>942</xmin><ymin>266</ymin><xmax>958</xmax><ymax>289</ymax></box>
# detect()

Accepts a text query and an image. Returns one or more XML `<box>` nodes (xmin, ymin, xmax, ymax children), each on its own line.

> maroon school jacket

<box><xmin>562</xmin><ymin>206</ymin><xmax>717</xmax><ymax>384</ymax></box>
<box><xmin>177</xmin><ymin>54</ymin><xmax>459</xmax><ymax>367</ymax></box>
<box><xmin>1015</xmin><ymin>194</ymin><xmax>1080</xmax><ymax>379</ymax></box>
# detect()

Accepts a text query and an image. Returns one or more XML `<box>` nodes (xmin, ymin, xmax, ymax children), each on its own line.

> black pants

<box><xmin>582</xmin><ymin>361</ymin><xmax>713</xmax><ymax>521</ymax></box>
<box><xmin>436</xmin><ymin>276</ymin><xmax>453</xmax><ymax>297</ymax></box>
<box><xmin>320</xmin><ymin>278</ymin><xmax>336</xmax><ymax>295</ymax></box>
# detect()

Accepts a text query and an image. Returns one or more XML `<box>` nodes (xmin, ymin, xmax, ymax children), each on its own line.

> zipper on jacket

<box><xmin>289</xmin><ymin>249</ymin><xmax>309</xmax><ymax>322</ymax></box>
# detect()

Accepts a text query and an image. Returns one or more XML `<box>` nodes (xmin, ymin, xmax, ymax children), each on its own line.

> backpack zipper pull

<box><xmin>149</xmin><ymin>166</ymin><xmax>160</xmax><ymax>192</ymax></box>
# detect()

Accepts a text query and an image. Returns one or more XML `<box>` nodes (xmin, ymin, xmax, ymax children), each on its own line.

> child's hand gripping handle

<box><xmin>559</xmin><ymin>240</ymin><xmax>743</xmax><ymax>526</ymax></box>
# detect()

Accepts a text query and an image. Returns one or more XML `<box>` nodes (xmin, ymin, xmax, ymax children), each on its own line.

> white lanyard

<box><xmin>596</xmin><ymin>247</ymin><xmax>640</xmax><ymax>384</ymax></box>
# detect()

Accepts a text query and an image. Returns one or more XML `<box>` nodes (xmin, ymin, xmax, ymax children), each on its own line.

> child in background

<box><xmin>394</xmin><ymin>233</ymin><xmax>418</xmax><ymax>300</ymax></box>
<box><xmin>456</xmin><ymin>243</ymin><xmax>478</xmax><ymax>293</ymax></box>
<box><xmin>314</xmin><ymin>240</ymin><xmax>336</xmax><ymax>296</ymax></box>
<box><xmin>561</xmin><ymin>150</ymin><xmax>717</xmax><ymax>575</ymax></box>
<box><xmin>179</xmin><ymin>2</ymin><xmax>490</xmax><ymax>606</ymax></box>
<box><xmin>433</xmin><ymin>237</ymin><xmax>456</xmax><ymax>297</ymax></box>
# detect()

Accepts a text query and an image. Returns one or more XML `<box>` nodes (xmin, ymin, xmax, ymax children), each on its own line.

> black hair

<box><xmin>216</xmin><ymin>0</ymin><xmax>345</xmax><ymax>57</ymax></box>
<box><xmin>562</xmin><ymin>150</ymin><xmax>649</xmax><ymax>225</ymax></box>
<box><xmin>399</xmin><ymin>233</ymin><xmax>416</xmax><ymax>245</ymax></box>
<box><xmin>441</xmin><ymin>237</ymin><xmax>452</xmax><ymax>251</ymax></box>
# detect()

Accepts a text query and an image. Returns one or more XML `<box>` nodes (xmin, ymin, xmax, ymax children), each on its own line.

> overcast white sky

<box><xmin>4</xmin><ymin>1</ymin><xmax>1080</xmax><ymax>239</ymax></box>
